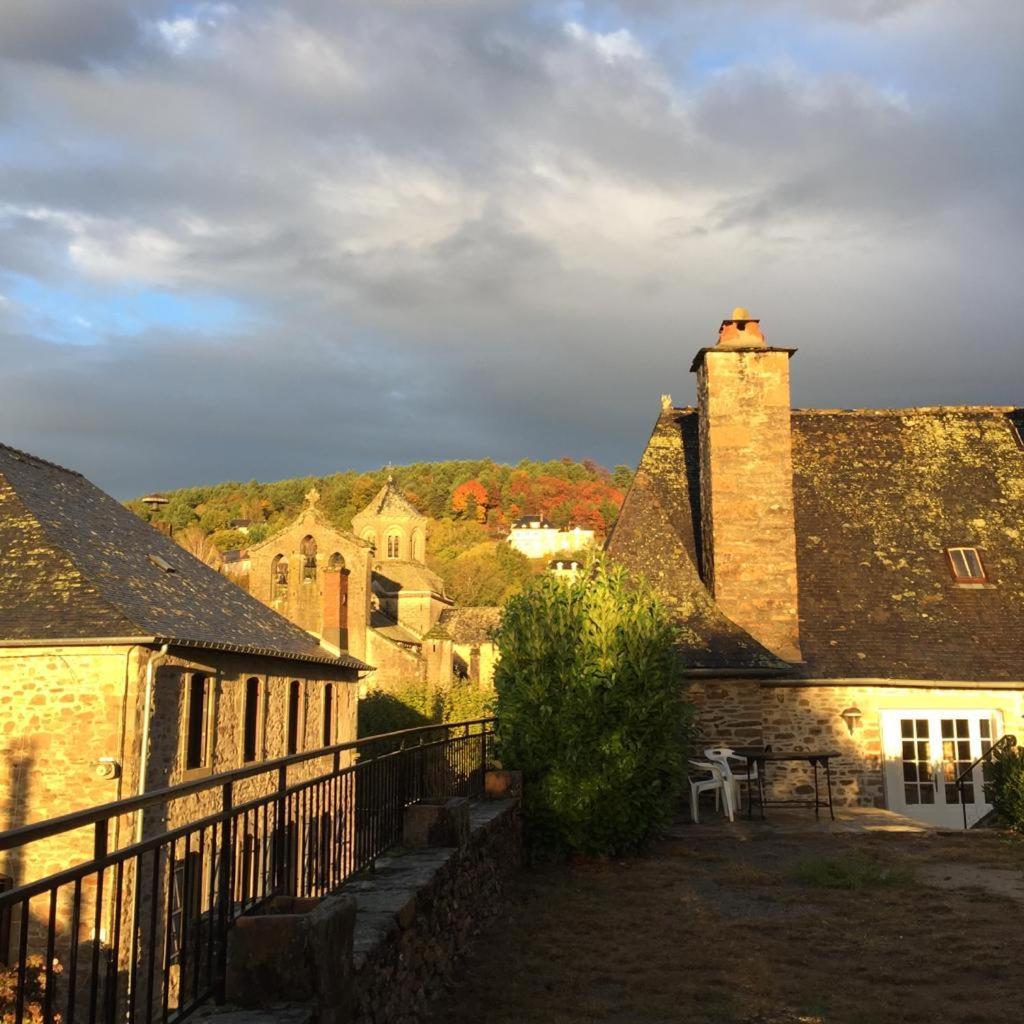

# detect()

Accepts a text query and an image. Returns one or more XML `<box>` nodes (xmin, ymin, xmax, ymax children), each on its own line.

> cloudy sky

<box><xmin>1</xmin><ymin>1</ymin><xmax>1021</xmax><ymax>497</ymax></box>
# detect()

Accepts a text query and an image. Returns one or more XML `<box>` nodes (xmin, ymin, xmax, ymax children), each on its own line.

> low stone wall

<box><xmin>349</xmin><ymin>799</ymin><xmax>521</xmax><ymax>1024</ymax></box>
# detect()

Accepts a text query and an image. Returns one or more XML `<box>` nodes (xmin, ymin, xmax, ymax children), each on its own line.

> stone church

<box><xmin>248</xmin><ymin>478</ymin><xmax>500</xmax><ymax>690</ymax></box>
<box><xmin>607</xmin><ymin>308</ymin><xmax>1024</xmax><ymax>828</ymax></box>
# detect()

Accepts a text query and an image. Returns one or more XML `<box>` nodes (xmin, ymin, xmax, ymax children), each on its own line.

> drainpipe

<box><xmin>135</xmin><ymin>644</ymin><xmax>170</xmax><ymax>843</ymax></box>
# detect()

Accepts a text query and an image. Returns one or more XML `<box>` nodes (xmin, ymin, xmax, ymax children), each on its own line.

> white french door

<box><xmin>881</xmin><ymin>710</ymin><xmax>997</xmax><ymax>828</ymax></box>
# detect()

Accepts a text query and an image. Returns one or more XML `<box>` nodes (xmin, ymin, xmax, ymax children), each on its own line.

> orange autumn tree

<box><xmin>451</xmin><ymin>478</ymin><xmax>490</xmax><ymax>522</ymax></box>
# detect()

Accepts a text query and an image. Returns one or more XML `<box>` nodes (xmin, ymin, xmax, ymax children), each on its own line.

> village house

<box><xmin>507</xmin><ymin>515</ymin><xmax>596</xmax><ymax>559</ymax></box>
<box><xmin>247</xmin><ymin>478</ymin><xmax>501</xmax><ymax>690</ymax></box>
<box><xmin>0</xmin><ymin>442</ymin><xmax>369</xmax><ymax>898</ymax></box>
<box><xmin>607</xmin><ymin>308</ymin><xmax>1024</xmax><ymax>828</ymax></box>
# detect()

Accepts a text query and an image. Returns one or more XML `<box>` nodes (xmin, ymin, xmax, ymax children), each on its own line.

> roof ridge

<box><xmin>0</xmin><ymin>442</ymin><xmax>84</xmax><ymax>478</ymax></box>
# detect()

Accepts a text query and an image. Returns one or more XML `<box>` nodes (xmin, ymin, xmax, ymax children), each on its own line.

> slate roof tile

<box><xmin>0</xmin><ymin>443</ymin><xmax>368</xmax><ymax>669</ymax></box>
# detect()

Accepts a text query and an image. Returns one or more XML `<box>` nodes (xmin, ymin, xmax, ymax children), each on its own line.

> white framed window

<box><xmin>945</xmin><ymin>546</ymin><xmax>987</xmax><ymax>584</ymax></box>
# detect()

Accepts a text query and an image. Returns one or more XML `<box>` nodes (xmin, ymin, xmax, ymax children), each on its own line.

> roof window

<box><xmin>945</xmin><ymin>547</ymin><xmax>987</xmax><ymax>585</ymax></box>
<box><xmin>1011</xmin><ymin>421</ymin><xmax>1024</xmax><ymax>450</ymax></box>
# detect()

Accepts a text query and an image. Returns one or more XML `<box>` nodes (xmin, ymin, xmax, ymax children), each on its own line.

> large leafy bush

<box><xmin>357</xmin><ymin>678</ymin><xmax>492</xmax><ymax>739</ymax></box>
<box><xmin>493</xmin><ymin>555</ymin><xmax>691</xmax><ymax>857</ymax></box>
<box><xmin>985</xmin><ymin>742</ymin><xmax>1024</xmax><ymax>832</ymax></box>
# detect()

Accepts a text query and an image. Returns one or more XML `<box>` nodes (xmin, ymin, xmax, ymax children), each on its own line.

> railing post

<box><xmin>215</xmin><ymin>780</ymin><xmax>233</xmax><ymax>1003</ymax></box>
<box><xmin>274</xmin><ymin>765</ymin><xmax>287</xmax><ymax>894</ymax></box>
<box><xmin>93</xmin><ymin>819</ymin><xmax>109</xmax><ymax>862</ymax></box>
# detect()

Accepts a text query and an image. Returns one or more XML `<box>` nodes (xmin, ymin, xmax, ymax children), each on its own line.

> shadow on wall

<box><xmin>0</xmin><ymin>737</ymin><xmax>35</xmax><ymax>884</ymax></box>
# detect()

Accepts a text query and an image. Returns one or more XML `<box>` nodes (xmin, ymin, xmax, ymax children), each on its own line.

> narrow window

<box><xmin>322</xmin><ymin>684</ymin><xmax>334</xmax><ymax>746</ymax></box>
<box><xmin>242</xmin><ymin>677</ymin><xmax>261</xmax><ymax>763</ymax></box>
<box><xmin>301</xmin><ymin>535</ymin><xmax>317</xmax><ymax>582</ymax></box>
<box><xmin>271</xmin><ymin>554</ymin><xmax>288</xmax><ymax>600</ymax></box>
<box><xmin>946</xmin><ymin>546</ymin><xmax>987</xmax><ymax>584</ymax></box>
<box><xmin>286</xmin><ymin>680</ymin><xmax>302</xmax><ymax>755</ymax></box>
<box><xmin>386</xmin><ymin>532</ymin><xmax>401</xmax><ymax>559</ymax></box>
<box><xmin>185</xmin><ymin>674</ymin><xmax>210</xmax><ymax>770</ymax></box>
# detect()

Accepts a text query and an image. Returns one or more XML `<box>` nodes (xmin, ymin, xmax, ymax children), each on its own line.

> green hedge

<box><xmin>357</xmin><ymin>679</ymin><xmax>492</xmax><ymax>740</ymax></box>
<box><xmin>493</xmin><ymin>554</ymin><xmax>691</xmax><ymax>858</ymax></box>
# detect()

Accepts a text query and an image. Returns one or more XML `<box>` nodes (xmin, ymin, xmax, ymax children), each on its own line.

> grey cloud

<box><xmin>0</xmin><ymin>0</ymin><xmax>1021</xmax><ymax>495</ymax></box>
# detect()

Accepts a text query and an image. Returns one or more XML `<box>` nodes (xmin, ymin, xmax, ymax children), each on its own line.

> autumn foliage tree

<box><xmin>451</xmin><ymin>479</ymin><xmax>491</xmax><ymax>522</ymax></box>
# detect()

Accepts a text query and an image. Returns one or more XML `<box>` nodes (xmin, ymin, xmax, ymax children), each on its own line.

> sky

<box><xmin>1</xmin><ymin>0</ymin><xmax>1021</xmax><ymax>497</ymax></box>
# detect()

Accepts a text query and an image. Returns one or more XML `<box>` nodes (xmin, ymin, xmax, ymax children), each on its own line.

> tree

<box><xmin>174</xmin><ymin>526</ymin><xmax>223</xmax><ymax>569</ymax></box>
<box><xmin>612</xmin><ymin>465</ymin><xmax>634</xmax><ymax>491</ymax></box>
<box><xmin>451</xmin><ymin>479</ymin><xmax>490</xmax><ymax>522</ymax></box>
<box><xmin>493</xmin><ymin>555</ymin><xmax>692</xmax><ymax>857</ymax></box>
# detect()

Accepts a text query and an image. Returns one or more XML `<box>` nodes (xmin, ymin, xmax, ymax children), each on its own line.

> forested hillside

<box><xmin>128</xmin><ymin>458</ymin><xmax>632</xmax><ymax>605</ymax></box>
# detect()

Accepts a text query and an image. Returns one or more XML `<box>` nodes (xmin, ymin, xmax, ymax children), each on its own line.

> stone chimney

<box><xmin>690</xmin><ymin>308</ymin><xmax>802</xmax><ymax>663</ymax></box>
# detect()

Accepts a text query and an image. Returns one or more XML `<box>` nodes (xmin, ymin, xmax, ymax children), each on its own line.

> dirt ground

<box><xmin>430</xmin><ymin>815</ymin><xmax>1022</xmax><ymax>1024</ymax></box>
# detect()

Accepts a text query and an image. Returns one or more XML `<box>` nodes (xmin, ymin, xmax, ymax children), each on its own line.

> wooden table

<box><xmin>733</xmin><ymin>749</ymin><xmax>841</xmax><ymax>821</ymax></box>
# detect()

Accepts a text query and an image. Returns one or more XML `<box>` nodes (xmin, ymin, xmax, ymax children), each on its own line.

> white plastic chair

<box><xmin>688</xmin><ymin>760</ymin><xmax>734</xmax><ymax>823</ymax></box>
<box><xmin>703</xmin><ymin>747</ymin><xmax>758</xmax><ymax>814</ymax></box>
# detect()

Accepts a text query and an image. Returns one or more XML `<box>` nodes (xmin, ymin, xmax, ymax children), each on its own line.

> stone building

<box><xmin>607</xmin><ymin>308</ymin><xmax>1024</xmax><ymax>828</ymax></box>
<box><xmin>0</xmin><ymin>442</ymin><xmax>368</xmax><ymax>911</ymax></box>
<box><xmin>423</xmin><ymin>607</ymin><xmax>503</xmax><ymax>689</ymax></box>
<box><xmin>247</xmin><ymin>478</ymin><xmax>504</xmax><ymax>690</ymax></box>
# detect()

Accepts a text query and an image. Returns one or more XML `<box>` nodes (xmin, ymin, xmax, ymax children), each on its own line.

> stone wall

<box><xmin>350</xmin><ymin>799</ymin><xmax>521</xmax><ymax>1024</ymax></box>
<box><xmin>760</xmin><ymin>681</ymin><xmax>1024</xmax><ymax>807</ymax></box>
<box><xmin>363</xmin><ymin>631</ymin><xmax>426</xmax><ymax>690</ymax></box>
<box><xmin>685</xmin><ymin>674</ymin><xmax>1024</xmax><ymax>810</ymax></box>
<box><xmin>247</xmin><ymin>507</ymin><xmax>374</xmax><ymax>662</ymax></box>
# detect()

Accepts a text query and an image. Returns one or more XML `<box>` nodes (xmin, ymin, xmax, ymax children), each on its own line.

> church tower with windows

<box><xmin>351</xmin><ymin>475</ymin><xmax>429</xmax><ymax>564</ymax></box>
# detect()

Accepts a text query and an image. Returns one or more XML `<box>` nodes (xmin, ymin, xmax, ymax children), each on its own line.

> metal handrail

<box><xmin>955</xmin><ymin>732</ymin><xmax>1017</xmax><ymax>829</ymax></box>
<box><xmin>0</xmin><ymin>716</ymin><xmax>497</xmax><ymax>1024</ymax></box>
<box><xmin>0</xmin><ymin>717</ymin><xmax>496</xmax><ymax>853</ymax></box>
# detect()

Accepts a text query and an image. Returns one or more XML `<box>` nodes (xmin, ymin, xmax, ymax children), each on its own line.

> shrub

<box><xmin>985</xmin><ymin>743</ymin><xmax>1024</xmax><ymax>832</ymax></box>
<box><xmin>0</xmin><ymin>956</ymin><xmax>61</xmax><ymax>1023</ymax></box>
<box><xmin>357</xmin><ymin>678</ymin><xmax>493</xmax><ymax>739</ymax></box>
<box><xmin>493</xmin><ymin>554</ymin><xmax>691</xmax><ymax>857</ymax></box>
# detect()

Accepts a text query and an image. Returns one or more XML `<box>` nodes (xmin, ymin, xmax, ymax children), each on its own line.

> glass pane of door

<box><xmin>899</xmin><ymin>717</ymin><xmax>934</xmax><ymax>805</ymax></box>
<box><xmin>940</xmin><ymin>717</ymin><xmax>975</xmax><ymax>804</ymax></box>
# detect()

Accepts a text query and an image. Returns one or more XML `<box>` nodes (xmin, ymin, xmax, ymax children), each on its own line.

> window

<box><xmin>322</xmin><ymin>684</ymin><xmax>334</xmax><ymax>746</ymax></box>
<box><xmin>386</xmin><ymin>532</ymin><xmax>401</xmax><ymax>559</ymax></box>
<box><xmin>242</xmin><ymin>677</ymin><xmax>262</xmax><ymax>763</ymax></box>
<box><xmin>1011</xmin><ymin>419</ymin><xmax>1024</xmax><ymax>450</ymax></box>
<box><xmin>286</xmin><ymin>680</ymin><xmax>303</xmax><ymax>755</ymax></box>
<box><xmin>184</xmin><ymin>674</ymin><xmax>211</xmax><ymax>771</ymax></box>
<box><xmin>946</xmin><ymin>546</ymin><xmax>987</xmax><ymax>584</ymax></box>
<box><xmin>271</xmin><ymin>554</ymin><xmax>288</xmax><ymax>600</ymax></box>
<box><xmin>301</xmin><ymin>535</ymin><xmax>317</xmax><ymax>582</ymax></box>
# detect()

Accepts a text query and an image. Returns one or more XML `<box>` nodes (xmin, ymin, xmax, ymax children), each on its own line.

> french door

<box><xmin>881</xmin><ymin>710</ymin><xmax>997</xmax><ymax>828</ymax></box>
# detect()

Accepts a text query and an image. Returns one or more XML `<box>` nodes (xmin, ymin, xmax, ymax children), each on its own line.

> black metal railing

<box><xmin>0</xmin><ymin>717</ymin><xmax>495</xmax><ymax>1024</ymax></box>
<box><xmin>955</xmin><ymin>732</ymin><xmax>1017</xmax><ymax>829</ymax></box>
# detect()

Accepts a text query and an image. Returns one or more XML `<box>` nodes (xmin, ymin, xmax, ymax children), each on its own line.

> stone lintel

<box><xmin>689</xmin><ymin>346</ymin><xmax>797</xmax><ymax>373</ymax></box>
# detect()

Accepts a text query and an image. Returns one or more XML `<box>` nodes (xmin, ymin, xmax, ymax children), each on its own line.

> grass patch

<box><xmin>791</xmin><ymin>851</ymin><xmax>914</xmax><ymax>890</ymax></box>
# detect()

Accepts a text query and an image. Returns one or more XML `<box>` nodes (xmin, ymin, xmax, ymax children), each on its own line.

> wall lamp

<box><xmin>840</xmin><ymin>707</ymin><xmax>863</xmax><ymax>736</ymax></box>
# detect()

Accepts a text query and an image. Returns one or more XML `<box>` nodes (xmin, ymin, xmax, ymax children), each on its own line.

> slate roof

<box><xmin>606</xmin><ymin>411</ymin><xmax>788</xmax><ymax>673</ymax></box>
<box><xmin>0</xmin><ymin>443</ymin><xmax>369</xmax><ymax>669</ymax></box>
<box><xmin>369</xmin><ymin>609</ymin><xmax>423</xmax><ymax>647</ymax></box>
<box><xmin>511</xmin><ymin>515</ymin><xmax>555</xmax><ymax>529</ymax></box>
<box><xmin>608</xmin><ymin>405</ymin><xmax>1024</xmax><ymax>681</ymax></box>
<box><xmin>373</xmin><ymin>560</ymin><xmax>447</xmax><ymax>597</ymax></box>
<box><xmin>356</xmin><ymin>478</ymin><xmax>423</xmax><ymax>520</ymax></box>
<box><xmin>437</xmin><ymin>607</ymin><xmax>502</xmax><ymax>645</ymax></box>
